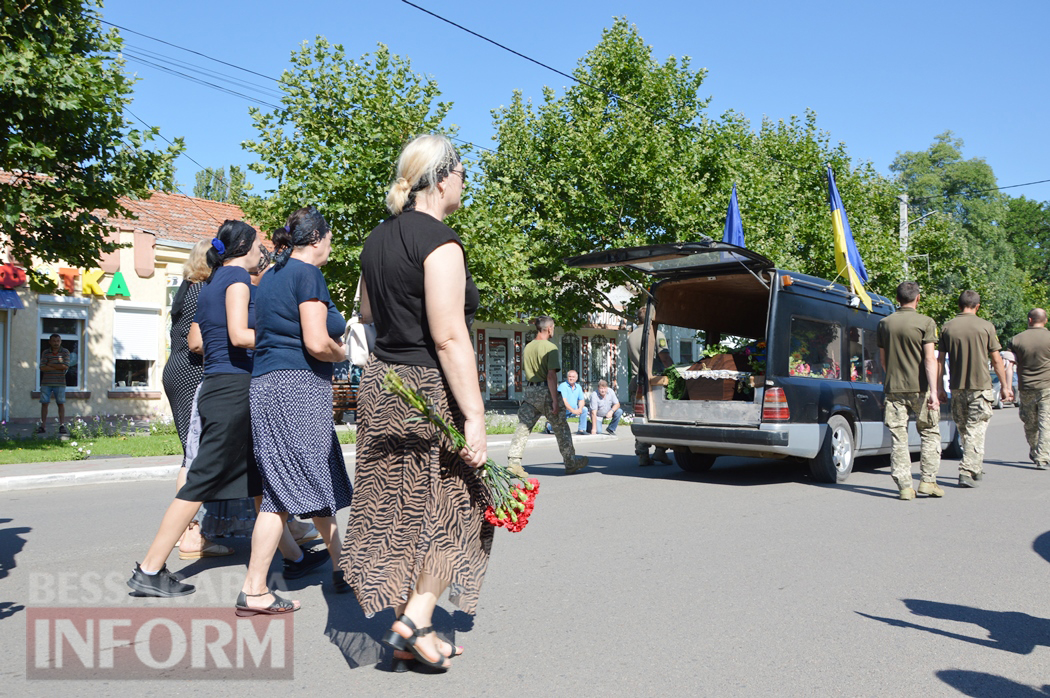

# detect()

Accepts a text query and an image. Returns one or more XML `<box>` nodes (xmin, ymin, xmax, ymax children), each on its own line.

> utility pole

<box><xmin>898</xmin><ymin>194</ymin><xmax>909</xmax><ymax>276</ymax></box>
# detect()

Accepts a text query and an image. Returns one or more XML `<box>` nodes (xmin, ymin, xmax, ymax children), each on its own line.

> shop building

<box><xmin>0</xmin><ymin>190</ymin><xmax>246</xmax><ymax>424</ymax></box>
<box><xmin>471</xmin><ymin>287</ymin><xmax>701</xmax><ymax>405</ymax></box>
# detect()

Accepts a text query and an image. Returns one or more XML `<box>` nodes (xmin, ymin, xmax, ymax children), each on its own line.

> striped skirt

<box><xmin>250</xmin><ymin>370</ymin><xmax>352</xmax><ymax>518</ymax></box>
<box><xmin>339</xmin><ymin>358</ymin><xmax>493</xmax><ymax>617</ymax></box>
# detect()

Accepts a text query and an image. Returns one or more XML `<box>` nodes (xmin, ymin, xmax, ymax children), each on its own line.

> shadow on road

<box><xmin>538</xmin><ymin>450</ymin><xmax>906</xmax><ymax>493</ymax></box>
<box><xmin>1033</xmin><ymin>531</ymin><xmax>1050</xmax><ymax>566</ymax></box>
<box><xmin>984</xmin><ymin>458</ymin><xmax>1039</xmax><ymax>472</ymax></box>
<box><xmin>857</xmin><ymin>599</ymin><xmax>1050</xmax><ymax>655</ymax></box>
<box><xmin>324</xmin><ymin>593</ymin><xmax>468</xmax><ymax>672</ymax></box>
<box><xmin>937</xmin><ymin>670</ymin><xmax>1050</xmax><ymax>697</ymax></box>
<box><xmin>0</xmin><ymin>517</ymin><xmax>30</xmax><ymax>581</ymax></box>
<box><xmin>0</xmin><ymin>517</ymin><xmax>30</xmax><ymax>621</ymax></box>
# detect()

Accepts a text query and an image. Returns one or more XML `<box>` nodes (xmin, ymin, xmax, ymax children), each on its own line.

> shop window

<box><xmin>788</xmin><ymin>317</ymin><xmax>842</xmax><ymax>379</ymax></box>
<box><xmin>38</xmin><ymin>296</ymin><xmax>88</xmax><ymax>390</ymax></box>
<box><xmin>561</xmin><ymin>333</ymin><xmax>580</xmax><ymax>376</ymax></box>
<box><xmin>848</xmin><ymin>327</ymin><xmax>884</xmax><ymax>384</ymax></box>
<box><xmin>113</xmin><ymin>302</ymin><xmax>161</xmax><ymax>389</ymax></box>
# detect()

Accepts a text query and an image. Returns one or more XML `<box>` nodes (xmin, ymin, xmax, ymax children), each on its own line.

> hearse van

<box><xmin>565</xmin><ymin>240</ymin><xmax>958</xmax><ymax>483</ymax></box>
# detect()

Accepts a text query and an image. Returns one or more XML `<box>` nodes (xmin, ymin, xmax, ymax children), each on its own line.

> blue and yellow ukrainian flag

<box><xmin>827</xmin><ymin>165</ymin><xmax>872</xmax><ymax>312</ymax></box>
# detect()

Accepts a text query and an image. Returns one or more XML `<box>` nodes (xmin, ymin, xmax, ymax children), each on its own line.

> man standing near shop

<box><xmin>1008</xmin><ymin>308</ymin><xmax>1050</xmax><ymax>470</ymax></box>
<box><xmin>38</xmin><ymin>333</ymin><xmax>70</xmax><ymax>435</ymax></box>
<box><xmin>507</xmin><ymin>317</ymin><xmax>588</xmax><ymax>474</ymax></box>
<box><xmin>877</xmin><ymin>282</ymin><xmax>942</xmax><ymax>500</ymax></box>
<box><xmin>937</xmin><ymin>290</ymin><xmax>1012</xmax><ymax>487</ymax></box>
<box><xmin>628</xmin><ymin>306</ymin><xmax>674</xmax><ymax>466</ymax></box>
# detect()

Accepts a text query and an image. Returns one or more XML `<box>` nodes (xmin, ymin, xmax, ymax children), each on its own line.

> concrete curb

<box><xmin>0</xmin><ymin>464</ymin><xmax>184</xmax><ymax>492</ymax></box>
<box><xmin>0</xmin><ymin>433</ymin><xmax>609</xmax><ymax>492</ymax></box>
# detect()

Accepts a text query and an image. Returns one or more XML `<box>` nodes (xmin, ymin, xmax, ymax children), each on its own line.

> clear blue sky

<box><xmin>100</xmin><ymin>0</ymin><xmax>1050</xmax><ymax>204</ymax></box>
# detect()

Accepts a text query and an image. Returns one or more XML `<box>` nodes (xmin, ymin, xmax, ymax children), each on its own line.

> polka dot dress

<box><xmin>162</xmin><ymin>281</ymin><xmax>204</xmax><ymax>450</ymax></box>
<box><xmin>250</xmin><ymin>369</ymin><xmax>353</xmax><ymax>517</ymax></box>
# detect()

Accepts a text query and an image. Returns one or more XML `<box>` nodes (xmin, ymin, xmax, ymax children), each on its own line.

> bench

<box><xmin>333</xmin><ymin>379</ymin><xmax>357</xmax><ymax>424</ymax></box>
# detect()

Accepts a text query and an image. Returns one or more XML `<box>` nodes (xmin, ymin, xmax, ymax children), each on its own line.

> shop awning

<box><xmin>0</xmin><ymin>289</ymin><xmax>24</xmax><ymax>309</ymax></box>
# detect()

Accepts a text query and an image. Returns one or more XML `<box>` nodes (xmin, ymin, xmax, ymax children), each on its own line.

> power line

<box><xmin>121</xmin><ymin>111</ymin><xmax>226</xmax><ymax>225</ymax></box>
<box><xmin>398</xmin><ymin>0</ymin><xmax>811</xmax><ymax>175</ymax></box>
<box><xmin>100</xmin><ymin>19</ymin><xmax>279</xmax><ymax>84</ymax></box>
<box><xmin>104</xmin><ymin>18</ymin><xmax>494</xmax><ymax>157</ymax></box>
<box><xmin>910</xmin><ymin>178</ymin><xmax>1050</xmax><ymax>204</ymax></box>
<box><xmin>123</xmin><ymin>42</ymin><xmax>285</xmax><ymax>98</ymax></box>
<box><xmin>122</xmin><ymin>51</ymin><xmax>283</xmax><ymax>109</ymax></box>
<box><xmin>401</xmin><ymin>0</ymin><xmax>1050</xmax><ymax>201</ymax></box>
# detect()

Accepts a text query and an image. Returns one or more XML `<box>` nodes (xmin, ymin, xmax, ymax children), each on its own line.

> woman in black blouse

<box><xmin>340</xmin><ymin>135</ymin><xmax>489</xmax><ymax>672</ymax></box>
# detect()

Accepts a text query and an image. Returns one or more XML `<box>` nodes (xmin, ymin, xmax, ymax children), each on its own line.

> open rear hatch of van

<box><xmin>566</xmin><ymin>241</ymin><xmax>777</xmax><ymax>429</ymax></box>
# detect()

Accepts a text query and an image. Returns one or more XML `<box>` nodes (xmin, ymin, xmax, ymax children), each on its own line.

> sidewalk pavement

<box><xmin>0</xmin><ymin>432</ymin><xmax>618</xmax><ymax>492</ymax></box>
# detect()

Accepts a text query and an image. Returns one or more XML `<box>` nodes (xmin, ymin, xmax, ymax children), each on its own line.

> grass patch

<box><xmin>1</xmin><ymin>409</ymin><xmax>609</xmax><ymax>465</ymax></box>
<box><xmin>0</xmin><ymin>433</ymin><xmax>184</xmax><ymax>465</ymax></box>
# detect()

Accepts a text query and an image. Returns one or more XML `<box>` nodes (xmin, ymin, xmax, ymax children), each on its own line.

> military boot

<box><xmin>565</xmin><ymin>456</ymin><xmax>588</xmax><ymax>474</ymax></box>
<box><xmin>917</xmin><ymin>481</ymin><xmax>944</xmax><ymax>497</ymax></box>
<box><xmin>899</xmin><ymin>487</ymin><xmax>916</xmax><ymax>500</ymax></box>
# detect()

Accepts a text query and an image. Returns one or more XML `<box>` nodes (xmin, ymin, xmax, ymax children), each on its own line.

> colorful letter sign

<box><xmin>81</xmin><ymin>269</ymin><xmax>106</xmax><ymax>296</ymax></box>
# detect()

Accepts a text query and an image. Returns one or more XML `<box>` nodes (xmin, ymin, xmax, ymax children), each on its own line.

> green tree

<box><xmin>227</xmin><ymin>165</ymin><xmax>250</xmax><ymax>206</ymax></box>
<box><xmin>241</xmin><ymin>38</ymin><xmax>451</xmax><ymax>309</ymax></box>
<box><xmin>472</xmin><ymin>19</ymin><xmax>904</xmax><ymax>327</ymax></box>
<box><xmin>193</xmin><ymin>166</ymin><xmax>225</xmax><ymax>201</ymax></box>
<box><xmin>890</xmin><ymin>132</ymin><xmax>1028</xmax><ymax>335</ymax></box>
<box><xmin>471</xmin><ymin>18</ymin><xmax>714</xmax><ymax>327</ymax></box>
<box><xmin>192</xmin><ymin>165</ymin><xmax>251</xmax><ymax>205</ymax></box>
<box><xmin>0</xmin><ymin>0</ymin><xmax>182</xmax><ymax>287</ymax></box>
<box><xmin>711</xmin><ymin>109</ymin><xmax>903</xmax><ymax>299</ymax></box>
<box><xmin>1004</xmin><ymin>195</ymin><xmax>1050</xmax><ymax>283</ymax></box>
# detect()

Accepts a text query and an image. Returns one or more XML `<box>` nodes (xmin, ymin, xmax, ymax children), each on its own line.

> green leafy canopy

<box><xmin>0</xmin><ymin>0</ymin><xmax>183</xmax><ymax>287</ymax></box>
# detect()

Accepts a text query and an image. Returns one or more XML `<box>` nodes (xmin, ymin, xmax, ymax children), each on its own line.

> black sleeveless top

<box><xmin>361</xmin><ymin>210</ymin><xmax>479</xmax><ymax>368</ymax></box>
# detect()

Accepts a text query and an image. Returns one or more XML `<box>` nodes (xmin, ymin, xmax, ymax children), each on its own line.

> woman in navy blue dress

<box><xmin>128</xmin><ymin>220</ymin><xmax>264</xmax><ymax>598</ymax></box>
<box><xmin>236</xmin><ymin>206</ymin><xmax>353</xmax><ymax>616</ymax></box>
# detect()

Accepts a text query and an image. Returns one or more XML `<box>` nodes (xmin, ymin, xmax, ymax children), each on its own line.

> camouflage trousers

<box><xmin>1019</xmin><ymin>388</ymin><xmax>1050</xmax><ymax>467</ymax></box>
<box><xmin>950</xmin><ymin>389</ymin><xmax>995</xmax><ymax>476</ymax></box>
<box><xmin>884</xmin><ymin>391</ymin><xmax>941</xmax><ymax>489</ymax></box>
<box><xmin>508</xmin><ymin>384</ymin><xmax>578</xmax><ymax>468</ymax></box>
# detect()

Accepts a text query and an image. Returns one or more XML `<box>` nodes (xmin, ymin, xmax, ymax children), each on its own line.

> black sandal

<box><xmin>235</xmin><ymin>590</ymin><xmax>299</xmax><ymax>617</ymax></box>
<box><xmin>381</xmin><ymin>614</ymin><xmax>450</xmax><ymax>671</ymax></box>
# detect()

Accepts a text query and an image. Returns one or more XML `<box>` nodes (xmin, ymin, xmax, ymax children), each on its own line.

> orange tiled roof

<box><xmin>0</xmin><ymin>171</ymin><xmax>249</xmax><ymax>244</ymax></box>
<box><xmin>112</xmin><ymin>191</ymin><xmax>247</xmax><ymax>244</ymax></box>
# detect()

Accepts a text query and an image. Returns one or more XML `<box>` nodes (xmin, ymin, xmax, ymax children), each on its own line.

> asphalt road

<box><xmin>1</xmin><ymin>409</ymin><xmax>1049</xmax><ymax>696</ymax></box>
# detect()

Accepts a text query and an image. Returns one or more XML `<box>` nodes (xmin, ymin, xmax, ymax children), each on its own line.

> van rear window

<box><xmin>789</xmin><ymin>317</ymin><xmax>842</xmax><ymax>379</ymax></box>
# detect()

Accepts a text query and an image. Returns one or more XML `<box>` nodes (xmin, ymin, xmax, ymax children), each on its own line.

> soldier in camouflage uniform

<box><xmin>507</xmin><ymin>317</ymin><xmax>588</xmax><ymax>474</ymax></box>
<box><xmin>1008</xmin><ymin>308</ymin><xmax>1050</xmax><ymax>470</ymax></box>
<box><xmin>877</xmin><ymin>282</ymin><xmax>942</xmax><ymax>500</ymax></box>
<box><xmin>938</xmin><ymin>290</ymin><xmax>1012</xmax><ymax>487</ymax></box>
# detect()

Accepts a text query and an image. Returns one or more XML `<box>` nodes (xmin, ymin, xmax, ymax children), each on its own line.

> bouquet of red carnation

<box><xmin>384</xmin><ymin>370</ymin><xmax>540</xmax><ymax>533</ymax></box>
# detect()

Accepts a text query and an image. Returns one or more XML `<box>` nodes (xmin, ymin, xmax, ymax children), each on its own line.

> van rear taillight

<box><xmin>634</xmin><ymin>396</ymin><xmax>645</xmax><ymax>417</ymax></box>
<box><xmin>762</xmin><ymin>387</ymin><xmax>790</xmax><ymax>421</ymax></box>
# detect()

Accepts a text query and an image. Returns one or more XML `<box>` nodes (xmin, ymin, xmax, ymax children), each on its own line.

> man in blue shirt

<box><xmin>552</xmin><ymin>369</ymin><xmax>589</xmax><ymax>435</ymax></box>
<box><xmin>544</xmin><ymin>369</ymin><xmax>588</xmax><ymax>434</ymax></box>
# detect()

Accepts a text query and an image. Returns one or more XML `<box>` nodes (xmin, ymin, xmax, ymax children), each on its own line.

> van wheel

<box><xmin>673</xmin><ymin>448</ymin><xmax>716</xmax><ymax>474</ymax></box>
<box><xmin>943</xmin><ymin>428</ymin><xmax>963</xmax><ymax>459</ymax></box>
<box><xmin>810</xmin><ymin>415</ymin><xmax>854</xmax><ymax>483</ymax></box>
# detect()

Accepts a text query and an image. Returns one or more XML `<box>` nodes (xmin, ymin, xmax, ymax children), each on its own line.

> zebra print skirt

<box><xmin>339</xmin><ymin>358</ymin><xmax>493</xmax><ymax>617</ymax></box>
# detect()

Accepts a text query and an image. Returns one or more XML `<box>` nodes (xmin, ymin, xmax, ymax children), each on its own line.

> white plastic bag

<box><xmin>344</xmin><ymin>315</ymin><xmax>375</xmax><ymax>367</ymax></box>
